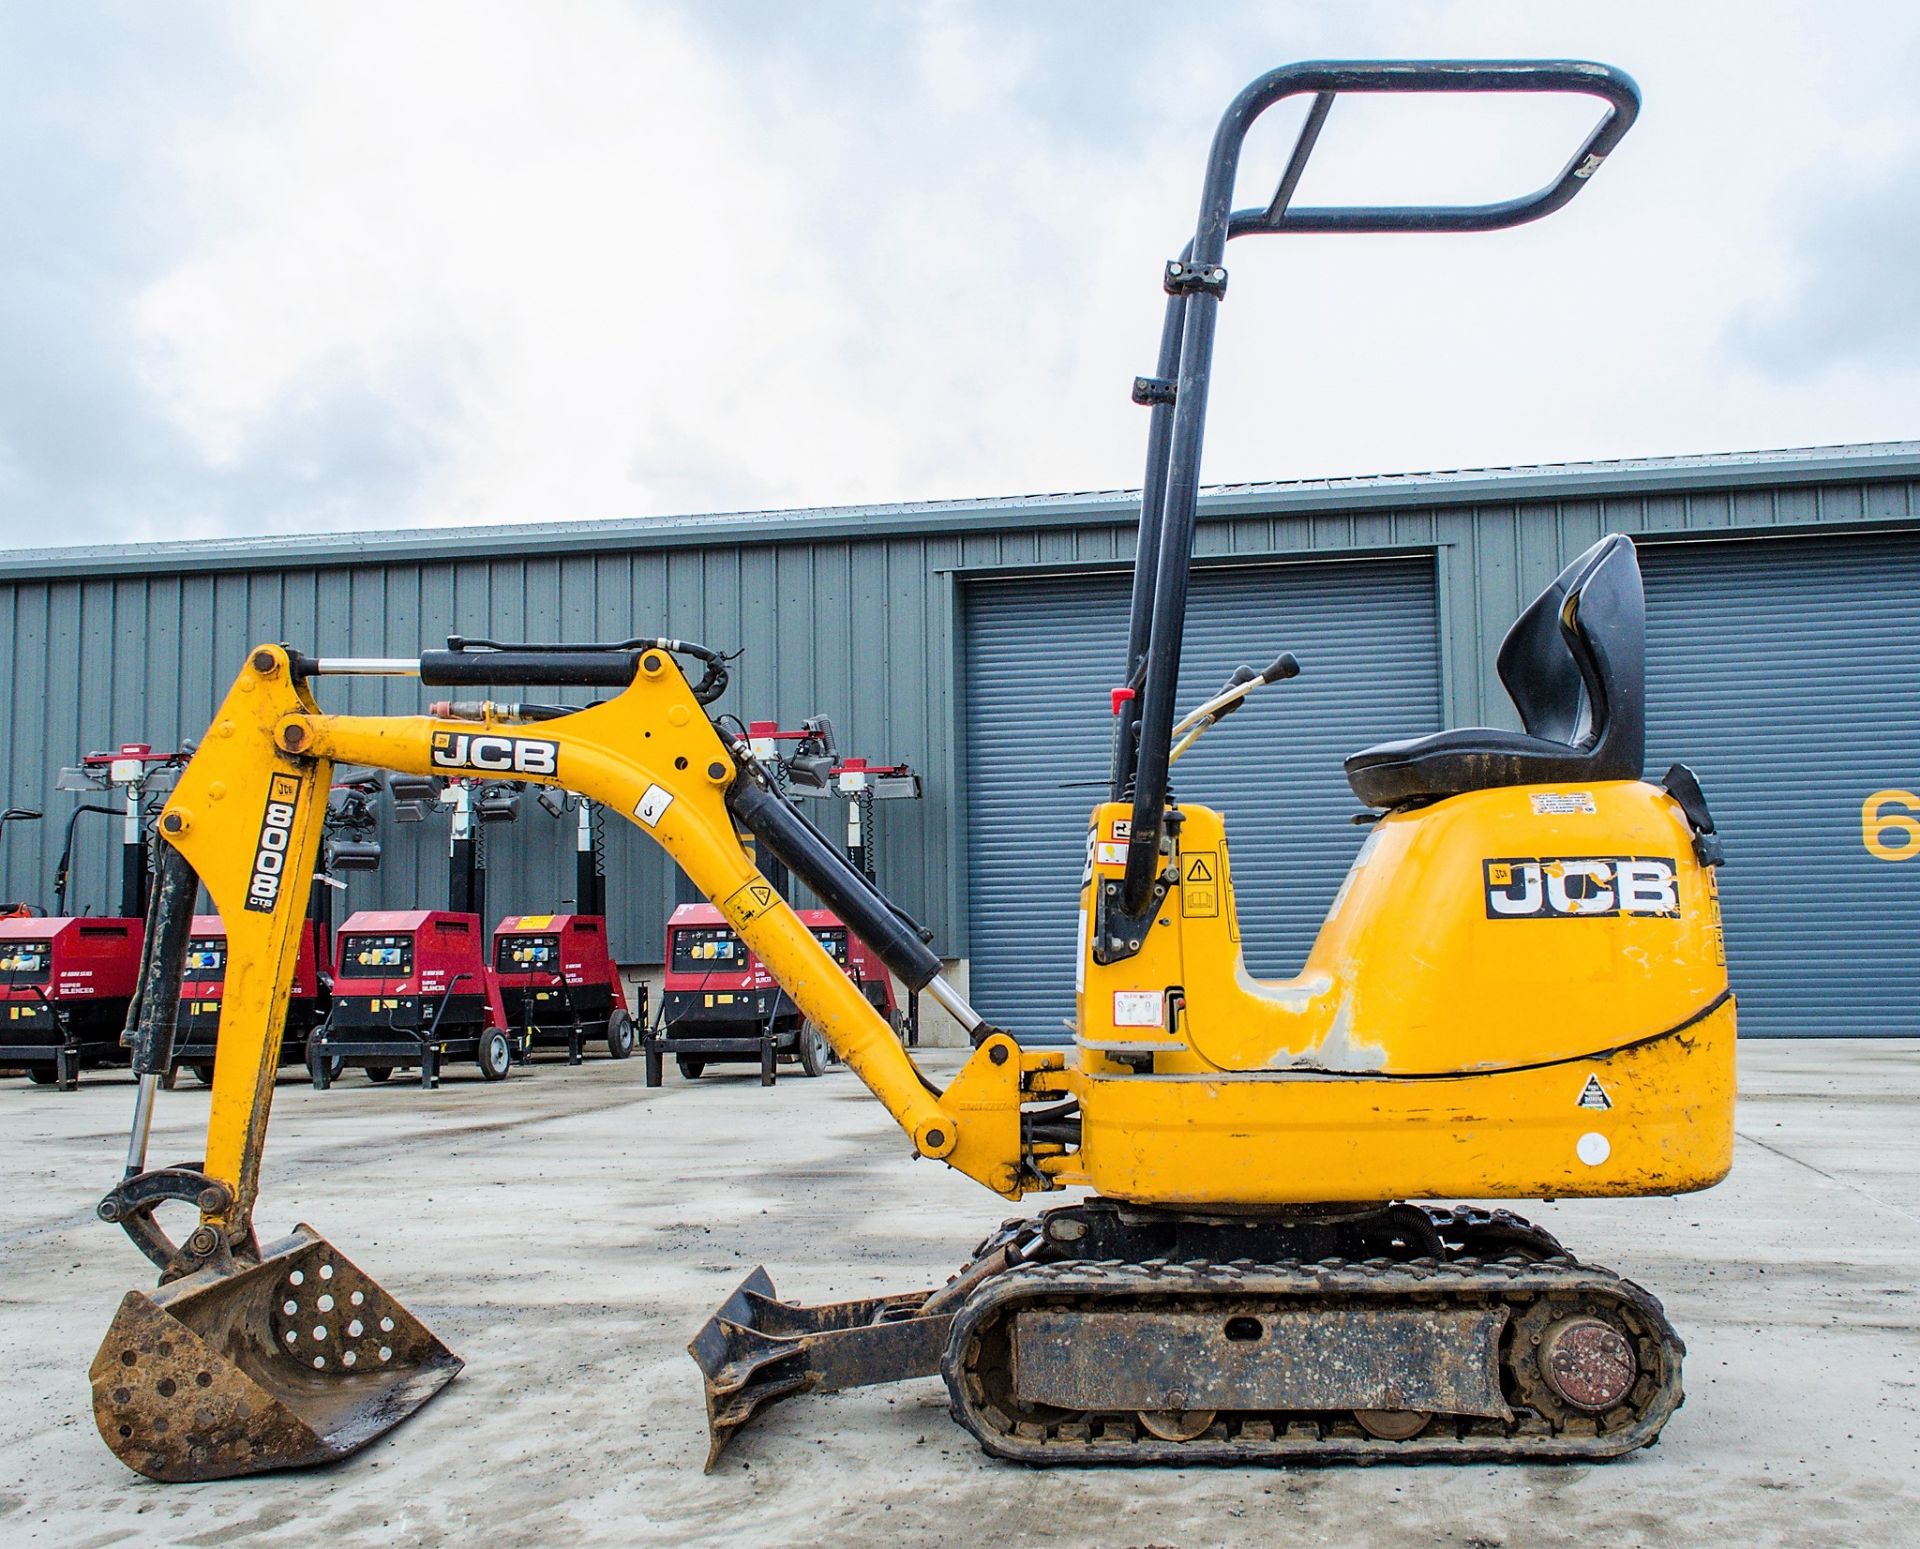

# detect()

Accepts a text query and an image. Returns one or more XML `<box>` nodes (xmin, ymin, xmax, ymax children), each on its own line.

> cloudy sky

<box><xmin>3</xmin><ymin>2</ymin><xmax>1917</xmax><ymax>548</ymax></box>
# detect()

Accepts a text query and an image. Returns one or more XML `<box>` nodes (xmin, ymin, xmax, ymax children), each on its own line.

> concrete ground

<box><xmin>2</xmin><ymin>1040</ymin><xmax>1916</xmax><ymax>1549</ymax></box>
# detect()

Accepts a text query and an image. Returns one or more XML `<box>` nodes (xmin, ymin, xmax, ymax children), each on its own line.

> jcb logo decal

<box><xmin>429</xmin><ymin>732</ymin><xmax>559</xmax><ymax>777</ymax></box>
<box><xmin>1484</xmin><ymin>856</ymin><xmax>1679</xmax><ymax>920</ymax></box>
<box><xmin>245</xmin><ymin>773</ymin><xmax>302</xmax><ymax>914</ymax></box>
<box><xmin>1863</xmin><ymin>790</ymin><xmax>1919</xmax><ymax>861</ymax></box>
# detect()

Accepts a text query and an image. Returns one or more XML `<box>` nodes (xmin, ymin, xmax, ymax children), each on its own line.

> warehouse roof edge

<box><xmin>11</xmin><ymin>440</ymin><xmax>1920</xmax><ymax>581</ymax></box>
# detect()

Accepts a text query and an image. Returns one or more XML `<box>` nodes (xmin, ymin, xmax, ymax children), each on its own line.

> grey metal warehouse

<box><xmin>2</xmin><ymin>440</ymin><xmax>1916</xmax><ymax>1044</ymax></box>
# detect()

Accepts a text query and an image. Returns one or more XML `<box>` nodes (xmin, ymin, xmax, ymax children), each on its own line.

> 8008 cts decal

<box><xmin>1483</xmin><ymin>855</ymin><xmax>1680</xmax><ymax>920</ymax></box>
<box><xmin>429</xmin><ymin>732</ymin><xmax>559</xmax><ymax>777</ymax></box>
<box><xmin>245</xmin><ymin>772</ymin><xmax>303</xmax><ymax>913</ymax></box>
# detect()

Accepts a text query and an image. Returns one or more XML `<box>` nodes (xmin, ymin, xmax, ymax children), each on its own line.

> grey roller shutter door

<box><xmin>963</xmin><ymin>557</ymin><xmax>1442</xmax><ymax>1043</ymax></box>
<box><xmin>1643</xmin><ymin>532</ymin><xmax>1920</xmax><ymax>1037</ymax></box>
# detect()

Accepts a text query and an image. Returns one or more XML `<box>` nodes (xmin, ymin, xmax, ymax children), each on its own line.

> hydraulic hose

<box><xmin>726</xmin><ymin>777</ymin><xmax>942</xmax><ymax>992</ymax></box>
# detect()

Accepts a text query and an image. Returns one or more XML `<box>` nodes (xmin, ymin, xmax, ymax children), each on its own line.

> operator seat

<box><xmin>1344</xmin><ymin>533</ymin><xmax>1645</xmax><ymax>809</ymax></box>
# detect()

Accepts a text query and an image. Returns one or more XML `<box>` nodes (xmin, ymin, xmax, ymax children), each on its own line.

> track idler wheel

<box><xmin>1529</xmin><ymin>1311</ymin><xmax>1641</xmax><ymax>1415</ymax></box>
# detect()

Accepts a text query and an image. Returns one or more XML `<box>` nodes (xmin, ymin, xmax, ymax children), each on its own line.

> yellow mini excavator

<box><xmin>92</xmin><ymin>60</ymin><xmax>1735</xmax><ymax>1481</ymax></box>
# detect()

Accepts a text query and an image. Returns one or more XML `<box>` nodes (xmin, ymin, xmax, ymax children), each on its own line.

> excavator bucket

<box><xmin>91</xmin><ymin>1224</ymin><xmax>461</xmax><ymax>1482</ymax></box>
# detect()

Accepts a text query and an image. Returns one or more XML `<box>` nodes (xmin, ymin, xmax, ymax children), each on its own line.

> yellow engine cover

<box><xmin>1069</xmin><ymin>782</ymin><xmax>1735</xmax><ymax>1206</ymax></box>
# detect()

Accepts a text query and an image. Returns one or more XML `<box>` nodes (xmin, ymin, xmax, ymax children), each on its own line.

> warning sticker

<box><xmin>721</xmin><ymin>880</ymin><xmax>779</xmax><ymax>928</ymax></box>
<box><xmin>1112</xmin><ymin>990</ymin><xmax>1163</xmax><ymax>1028</ymax></box>
<box><xmin>634</xmin><ymin>784</ymin><xmax>675</xmax><ymax>828</ymax></box>
<box><xmin>1109</xmin><ymin>818</ymin><xmax>1133</xmax><ymax>842</ymax></box>
<box><xmin>1531</xmin><ymin>791</ymin><xmax>1597</xmax><ymax>816</ymax></box>
<box><xmin>1181</xmin><ymin>850</ymin><xmax>1219</xmax><ymax>918</ymax></box>
<box><xmin>1095</xmin><ymin>841</ymin><xmax>1127</xmax><ymax>866</ymax></box>
<box><xmin>1576</xmin><ymin>1073</ymin><xmax>1613</xmax><ymax>1111</ymax></box>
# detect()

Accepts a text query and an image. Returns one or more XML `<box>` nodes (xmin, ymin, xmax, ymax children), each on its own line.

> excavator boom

<box><xmin>93</xmin><ymin>641</ymin><xmax>1039</xmax><ymax>1480</ymax></box>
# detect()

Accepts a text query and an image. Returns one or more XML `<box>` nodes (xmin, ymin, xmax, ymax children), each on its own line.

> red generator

<box><xmin>169</xmin><ymin>917</ymin><xmax>332</xmax><ymax>1086</ymax></box>
<box><xmin>492</xmin><ymin>914</ymin><xmax>642</xmax><ymax>1064</ymax></box>
<box><xmin>0</xmin><ymin>915</ymin><xmax>142</xmax><ymax>1088</ymax></box>
<box><xmin>309</xmin><ymin>910</ymin><xmax>519</xmax><ymax>1089</ymax></box>
<box><xmin>644</xmin><ymin>902</ymin><xmax>900</xmax><ymax>1087</ymax></box>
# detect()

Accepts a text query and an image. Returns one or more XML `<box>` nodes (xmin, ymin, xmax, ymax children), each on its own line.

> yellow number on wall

<box><xmin>1863</xmin><ymin>789</ymin><xmax>1920</xmax><ymax>861</ymax></box>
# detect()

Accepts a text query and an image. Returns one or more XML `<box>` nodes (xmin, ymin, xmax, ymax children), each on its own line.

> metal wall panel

<box><xmin>0</xmin><ymin>455</ymin><xmax>1914</xmax><ymax>984</ymax></box>
<box><xmin>1642</xmin><ymin>533</ymin><xmax>1920</xmax><ymax>1036</ymax></box>
<box><xmin>962</xmin><ymin>557</ymin><xmax>1441</xmax><ymax>1042</ymax></box>
<box><xmin>0</xmin><ymin>545</ymin><xmax>958</xmax><ymax>964</ymax></box>
<box><xmin>1439</xmin><ymin>476</ymin><xmax>1918</xmax><ymax>732</ymax></box>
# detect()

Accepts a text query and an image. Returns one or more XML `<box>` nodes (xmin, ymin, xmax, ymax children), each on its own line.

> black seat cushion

<box><xmin>1344</xmin><ymin>728</ymin><xmax>1612</xmax><ymax>810</ymax></box>
<box><xmin>1344</xmin><ymin>533</ymin><xmax>1646</xmax><ymax>808</ymax></box>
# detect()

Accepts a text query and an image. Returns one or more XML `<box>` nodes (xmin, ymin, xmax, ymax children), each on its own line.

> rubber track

<box><xmin>942</xmin><ymin>1252</ymin><xmax>1685</xmax><ymax>1464</ymax></box>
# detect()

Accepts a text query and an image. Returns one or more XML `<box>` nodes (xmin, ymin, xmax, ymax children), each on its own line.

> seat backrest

<box><xmin>1494</xmin><ymin>533</ymin><xmax>1645</xmax><ymax>778</ymax></box>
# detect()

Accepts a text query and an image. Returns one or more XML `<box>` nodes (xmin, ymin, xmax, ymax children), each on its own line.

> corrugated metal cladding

<box><xmin>1642</xmin><ymin>533</ymin><xmax>1920</xmax><ymax>1036</ymax></box>
<box><xmin>0</xmin><ymin>444</ymin><xmax>1916</xmax><ymax>1013</ymax></box>
<box><xmin>963</xmin><ymin>557</ymin><xmax>1441</xmax><ymax>1042</ymax></box>
<box><xmin>0</xmin><ymin>551</ymin><xmax>957</xmax><ymax>964</ymax></box>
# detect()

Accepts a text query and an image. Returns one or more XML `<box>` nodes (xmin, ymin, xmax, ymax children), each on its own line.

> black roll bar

<box><xmin>1113</xmin><ymin>59</ymin><xmax>1640</xmax><ymax>912</ymax></box>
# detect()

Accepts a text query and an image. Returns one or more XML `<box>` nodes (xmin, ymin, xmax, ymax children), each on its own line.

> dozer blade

<box><xmin>92</xmin><ymin>1224</ymin><xmax>461</xmax><ymax>1482</ymax></box>
<box><xmin>691</xmin><ymin>1266</ymin><xmax>951</xmax><ymax>1470</ymax></box>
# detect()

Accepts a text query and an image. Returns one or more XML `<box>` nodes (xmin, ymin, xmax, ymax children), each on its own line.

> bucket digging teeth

<box><xmin>690</xmin><ymin>1267</ymin><xmax>952</xmax><ymax>1471</ymax></box>
<box><xmin>92</xmin><ymin>1224</ymin><xmax>462</xmax><ymax>1482</ymax></box>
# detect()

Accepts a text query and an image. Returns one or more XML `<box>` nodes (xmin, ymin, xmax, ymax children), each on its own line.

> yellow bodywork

<box><xmin>1069</xmin><ymin>790</ymin><xmax>1733</xmax><ymax>1202</ymax></box>
<box><xmin>166</xmin><ymin>645</ymin><xmax>1733</xmax><ymax>1246</ymax></box>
